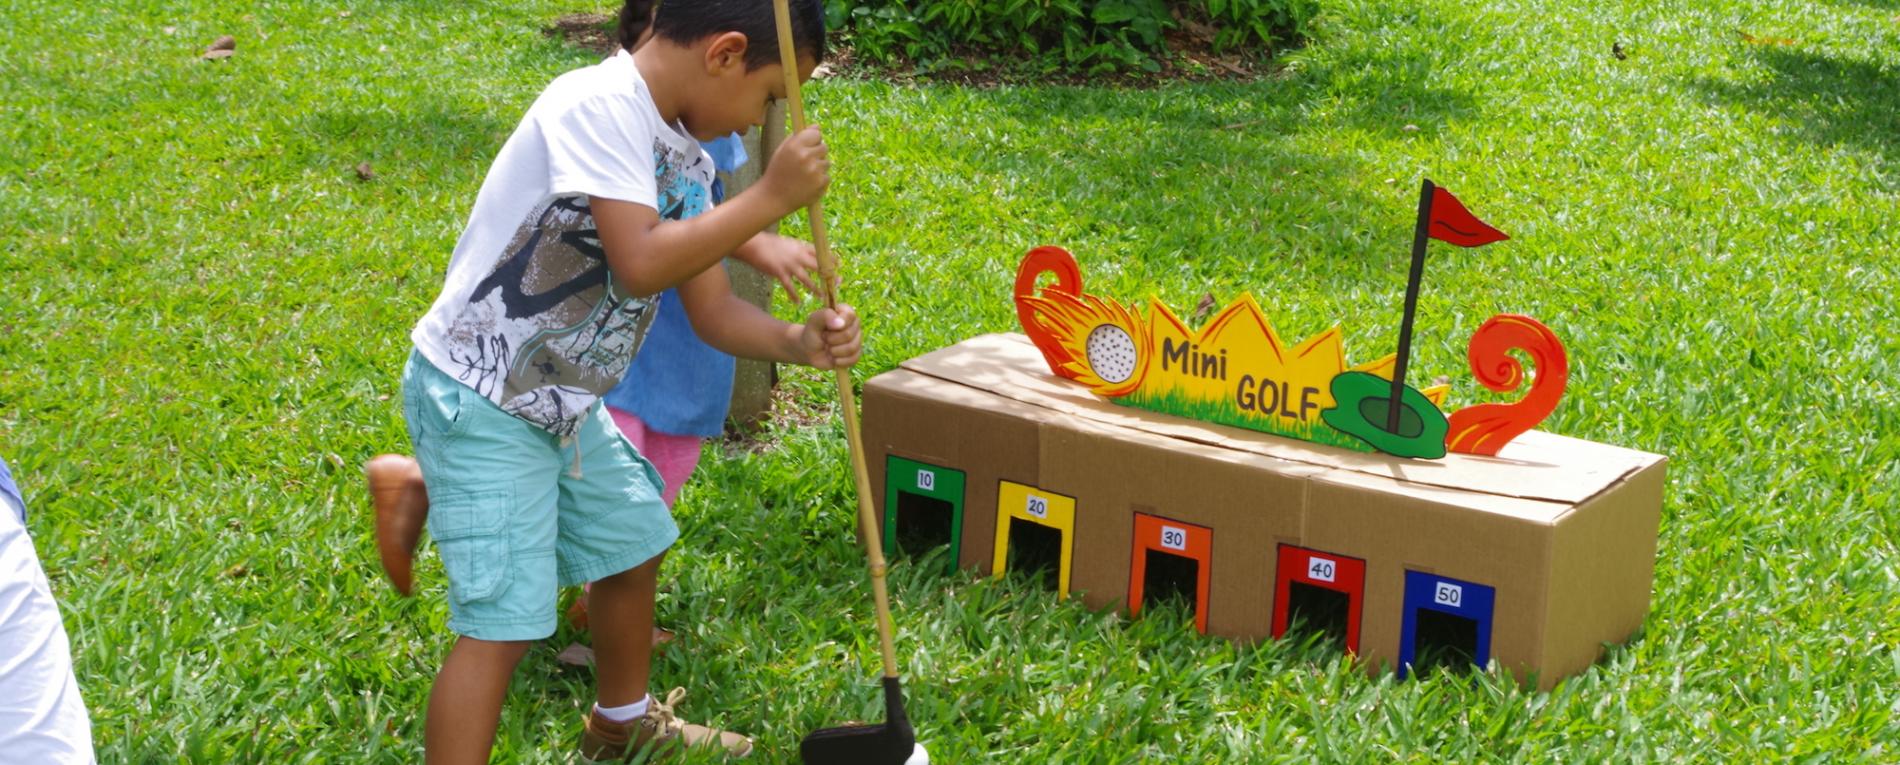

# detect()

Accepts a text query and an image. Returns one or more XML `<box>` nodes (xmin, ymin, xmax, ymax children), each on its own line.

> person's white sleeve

<box><xmin>540</xmin><ymin>94</ymin><xmax>658</xmax><ymax>207</ymax></box>
<box><xmin>0</xmin><ymin>508</ymin><xmax>96</xmax><ymax>764</ymax></box>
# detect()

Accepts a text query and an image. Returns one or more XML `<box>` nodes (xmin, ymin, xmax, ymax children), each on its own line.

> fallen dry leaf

<box><xmin>222</xmin><ymin>564</ymin><xmax>249</xmax><ymax>578</ymax></box>
<box><xmin>354</xmin><ymin>162</ymin><xmax>375</xmax><ymax>181</ymax></box>
<box><xmin>1737</xmin><ymin>30</ymin><xmax>1796</xmax><ymax>47</ymax></box>
<box><xmin>203</xmin><ymin>34</ymin><xmax>235</xmax><ymax>60</ymax></box>
<box><xmin>1192</xmin><ymin>292</ymin><xmax>1218</xmax><ymax>324</ymax></box>
<box><xmin>555</xmin><ymin>643</ymin><xmax>595</xmax><ymax>667</ymax></box>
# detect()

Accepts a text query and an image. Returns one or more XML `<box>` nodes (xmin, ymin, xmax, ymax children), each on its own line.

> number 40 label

<box><xmin>1307</xmin><ymin>556</ymin><xmax>1336</xmax><ymax>583</ymax></box>
<box><xmin>1159</xmin><ymin>526</ymin><xmax>1188</xmax><ymax>551</ymax></box>
<box><xmin>1434</xmin><ymin>582</ymin><xmax>1464</xmax><ymax>608</ymax></box>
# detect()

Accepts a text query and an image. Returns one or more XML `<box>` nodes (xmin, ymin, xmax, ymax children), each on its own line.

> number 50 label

<box><xmin>1434</xmin><ymin>582</ymin><xmax>1463</xmax><ymax>607</ymax></box>
<box><xmin>1159</xmin><ymin>526</ymin><xmax>1188</xmax><ymax>551</ymax></box>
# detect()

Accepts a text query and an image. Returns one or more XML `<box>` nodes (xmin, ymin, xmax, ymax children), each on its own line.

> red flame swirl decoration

<box><xmin>1446</xmin><ymin>314</ymin><xmax>1569</xmax><ymax>456</ymax></box>
<box><xmin>1014</xmin><ymin>245</ymin><xmax>1086</xmax><ymax>381</ymax></box>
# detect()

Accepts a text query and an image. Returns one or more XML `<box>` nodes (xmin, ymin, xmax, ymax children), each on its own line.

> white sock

<box><xmin>596</xmin><ymin>695</ymin><xmax>650</xmax><ymax>723</ymax></box>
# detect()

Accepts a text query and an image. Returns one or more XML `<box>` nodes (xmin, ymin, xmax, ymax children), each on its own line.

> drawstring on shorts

<box><xmin>562</xmin><ymin>431</ymin><xmax>583</xmax><ymax>479</ymax></box>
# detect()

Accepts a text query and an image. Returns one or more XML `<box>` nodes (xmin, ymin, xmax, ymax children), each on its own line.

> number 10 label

<box><xmin>915</xmin><ymin>470</ymin><xmax>935</xmax><ymax>492</ymax></box>
<box><xmin>1307</xmin><ymin>556</ymin><xmax>1336</xmax><ymax>583</ymax></box>
<box><xmin>1434</xmin><ymin>582</ymin><xmax>1463</xmax><ymax>607</ymax></box>
<box><xmin>1159</xmin><ymin>526</ymin><xmax>1187</xmax><ymax>551</ymax></box>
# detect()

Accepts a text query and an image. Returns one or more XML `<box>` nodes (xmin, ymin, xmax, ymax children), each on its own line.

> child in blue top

<box><xmin>383</xmin><ymin>1</ymin><xmax>845</xmax><ymax>760</ymax></box>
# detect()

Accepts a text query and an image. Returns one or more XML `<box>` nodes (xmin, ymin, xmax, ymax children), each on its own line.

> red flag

<box><xmin>1427</xmin><ymin>187</ymin><xmax>1509</xmax><ymax>247</ymax></box>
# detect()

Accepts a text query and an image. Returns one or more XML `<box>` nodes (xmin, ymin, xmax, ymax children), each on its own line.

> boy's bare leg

<box><xmin>366</xmin><ymin>454</ymin><xmax>429</xmax><ymax>596</ymax></box>
<box><xmin>588</xmin><ymin>552</ymin><xmax>665</xmax><ymax>706</ymax></box>
<box><xmin>425</xmin><ymin>637</ymin><xmax>531</xmax><ymax>764</ymax></box>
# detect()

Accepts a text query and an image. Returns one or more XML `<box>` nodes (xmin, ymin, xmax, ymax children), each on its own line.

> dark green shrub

<box><xmin>825</xmin><ymin>0</ymin><xmax>1318</xmax><ymax>76</ymax></box>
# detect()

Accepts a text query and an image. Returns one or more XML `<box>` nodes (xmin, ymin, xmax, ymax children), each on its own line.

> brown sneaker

<box><xmin>579</xmin><ymin>688</ymin><xmax>754</xmax><ymax>762</ymax></box>
<box><xmin>365</xmin><ymin>454</ymin><xmax>428</xmax><ymax>596</ymax></box>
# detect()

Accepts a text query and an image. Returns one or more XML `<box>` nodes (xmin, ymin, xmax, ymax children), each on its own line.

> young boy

<box><xmin>396</xmin><ymin>1</ymin><xmax>838</xmax><ymax>760</ymax></box>
<box><xmin>368</xmin><ymin>0</ymin><xmax>820</xmax><ymax>642</ymax></box>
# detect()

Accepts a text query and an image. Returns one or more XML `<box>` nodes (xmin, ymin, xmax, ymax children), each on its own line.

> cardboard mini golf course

<box><xmin>861</xmin><ymin>184</ymin><xmax>1666</xmax><ymax>688</ymax></box>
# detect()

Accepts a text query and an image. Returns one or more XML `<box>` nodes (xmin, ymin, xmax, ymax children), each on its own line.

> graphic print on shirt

<box><xmin>440</xmin><ymin>137</ymin><xmax>711</xmax><ymax>436</ymax></box>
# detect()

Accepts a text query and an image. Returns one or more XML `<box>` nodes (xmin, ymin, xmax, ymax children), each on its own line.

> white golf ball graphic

<box><xmin>1086</xmin><ymin>324</ymin><xmax>1139</xmax><ymax>384</ymax></box>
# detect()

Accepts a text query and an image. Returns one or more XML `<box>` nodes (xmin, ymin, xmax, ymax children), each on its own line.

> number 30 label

<box><xmin>1434</xmin><ymin>582</ymin><xmax>1463</xmax><ymax>607</ymax></box>
<box><xmin>1025</xmin><ymin>495</ymin><xmax>1049</xmax><ymax>518</ymax></box>
<box><xmin>1307</xmin><ymin>556</ymin><xmax>1336</xmax><ymax>583</ymax></box>
<box><xmin>1159</xmin><ymin>526</ymin><xmax>1187</xmax><ymax>551</ymax></box>
<box><xmin>916</xmin><ymin>470</ymin><xmax>935</xmax><ymax>492</ymax></box>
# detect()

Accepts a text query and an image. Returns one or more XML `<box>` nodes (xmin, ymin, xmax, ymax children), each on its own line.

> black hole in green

<box><xmin>1357</xmin><ymin>396</ymin><xmax>1424</xmax><ymax>438</ymax></box>
<box><xmin>1285</xmin><ymin>581</ymin><xmax>1351</xmax><ymax>652</ymax></box>
<box><xmin>1005</xmin><ymin>517</ymin><xmax>1062</xmax><ymax>591</ymax></box>
<box><xmin>893</xmin><ymin>491</ymin><xmax>953</xmax><ymax>560</ymax></box>
<box><xmin>1411</xmin><ymin>609</ymin><xmax>1480</xmax><ymax>677</ymax></box>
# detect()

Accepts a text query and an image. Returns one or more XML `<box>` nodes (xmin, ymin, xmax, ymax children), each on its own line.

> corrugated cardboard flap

<box><xmin>898</xmin><ymin>334</ymin><xmax>1662</xmax><ymax>506</ymax></box>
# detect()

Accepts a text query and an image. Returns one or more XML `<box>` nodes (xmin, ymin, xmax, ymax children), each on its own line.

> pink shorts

<box><xmin>606</xmin><ymin>407</ymin><xmax>704</xmax><ymax>508</ymax></box>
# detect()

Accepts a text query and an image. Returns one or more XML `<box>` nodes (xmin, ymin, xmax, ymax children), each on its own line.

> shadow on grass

<box><xmin>932</xmin><ymin>38</ymin><xmax>1476</xmax><ymax>260</ymax></box>
<box><xmin>301</xmin><ymin>104</ymin><xmax>515</xmax><ymax>180</ymax></box>
<box><xmin>1697</xmin><ymin>46</ymin><xmax>1900</xmax><ymax>163</ymax></box>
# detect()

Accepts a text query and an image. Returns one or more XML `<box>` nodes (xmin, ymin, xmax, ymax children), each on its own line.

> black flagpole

<box><xmin>1387</xmin><ymin>178</ymin><xmax>1435</xmax><ymax>433</ymax></box>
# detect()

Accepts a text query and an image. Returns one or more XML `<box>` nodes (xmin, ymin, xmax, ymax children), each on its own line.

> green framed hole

<box><xmin>883</xmin><ymin>456</ymin><xmax>965</xmax><ymax>575</ymax></box>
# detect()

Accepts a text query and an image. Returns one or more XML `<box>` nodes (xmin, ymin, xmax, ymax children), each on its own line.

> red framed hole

<box><xmin>1271</xmin><ymin>545</ymin><xmax>1367</xmax><ymax>655</ymax></box>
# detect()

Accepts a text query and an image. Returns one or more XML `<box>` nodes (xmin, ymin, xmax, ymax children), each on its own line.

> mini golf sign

<box><xmin>1015</xmin><ymin>181</ymin><xmax>1569</xmax><ymax>460</ymax></box>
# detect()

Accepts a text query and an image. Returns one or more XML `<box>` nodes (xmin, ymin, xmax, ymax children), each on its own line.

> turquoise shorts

<box><xmin>401</xmin><ymin>351</ymin><xmax>678</xmax><ymax>641</ymax></box>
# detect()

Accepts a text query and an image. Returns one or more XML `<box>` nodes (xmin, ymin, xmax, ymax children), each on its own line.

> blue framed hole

<box><xmin>1398</xmin><ymin>571</ymin><xmax>1496</xmax><ymax>680</ymax></box>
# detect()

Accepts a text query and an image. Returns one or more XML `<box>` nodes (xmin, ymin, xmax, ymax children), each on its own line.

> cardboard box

<box><xmin>862</xmin><ymin>334</ymin><xmax>1666</xmax><ymax>689</ymax></box>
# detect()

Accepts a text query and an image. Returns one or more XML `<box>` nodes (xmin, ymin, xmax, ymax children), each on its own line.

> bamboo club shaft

<box><xmin>772</xmin><ymin>0</ymin><xmax>902</xmax><ymax>682</ymax></box>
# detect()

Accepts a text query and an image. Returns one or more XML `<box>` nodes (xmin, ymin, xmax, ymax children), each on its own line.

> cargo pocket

<box><xmin>404</xmin><ymin>356</ymin><xmax>477</xmax><ymax>448</ymax></box>
<box><xmin>428</xmin><ymin>489</ymin><xmax>511</xmax><ymax>606</ymax></box>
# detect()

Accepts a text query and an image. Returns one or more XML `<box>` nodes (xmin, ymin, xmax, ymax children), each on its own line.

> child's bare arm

<box><xmin>734</xmin><ymin>232</ymin><xmax>819</xmax><ymax>301</ymax></box>
<box><xmin>594</xmin><ymin>126</ymin><xmax>830</xmax><ymax>297</ymax></box>
<box><xmin>676</xmin><ymin>266</ymin><xmax>860</xmax><ymax>369</ymax></box>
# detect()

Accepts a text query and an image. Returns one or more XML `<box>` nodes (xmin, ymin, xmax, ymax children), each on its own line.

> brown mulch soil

<box><xmin>547</xmin><ymin>12</ymin><xmax>618</xmax><ymax>58</ymax></box>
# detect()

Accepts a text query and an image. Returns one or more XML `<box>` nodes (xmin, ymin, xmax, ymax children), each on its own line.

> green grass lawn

<box><xmin>3</xmin><ymin>0</ymin><xmax>1897</xmax><ymax>761</ymax></box>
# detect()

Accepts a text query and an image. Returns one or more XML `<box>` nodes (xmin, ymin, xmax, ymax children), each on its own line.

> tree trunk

<box><xmin>722</xmin><ymin>100</ymin><xmax>791</xmax><ymax>432</ymax></box>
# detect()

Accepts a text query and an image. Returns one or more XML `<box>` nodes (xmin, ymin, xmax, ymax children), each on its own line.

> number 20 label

<box><xmin>1434</xmin><ymin>582</ymin><xmax>1463</xmax><ymax>607</ymax></box>
<box><xmin>915</xmin><ymin>470</ymin><xmax>935</xmax><ymax>491</ymax></box>
<box><xmin>1159</xmin><ymin>526</ymin><xmax>1187</xmax><ymax>551</ymax></box>
<box><xmin>1307</xmin><ymin>556</ymin><xmax>1336</xmax><ymax>583</ymax></box>
<box><xmin>1024</xmin><ymin>495</ymin><xmax>1049</xmax><ymax>518</ymax></box>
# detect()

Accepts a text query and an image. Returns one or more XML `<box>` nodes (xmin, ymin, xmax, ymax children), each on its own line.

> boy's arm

<box><xmin>676</xmin><ymin>266</ymin><xmax>859</xmax><ymax>369</ymax></box>
<box><xmin>594</xmin><ymin>127</ymin><xmax>830</xmax><ymax>297</ymax></box>
<box><xmin>733</xmin><ymin>232</ymin><xmax>819</xmax><ymax>300</ymax></box>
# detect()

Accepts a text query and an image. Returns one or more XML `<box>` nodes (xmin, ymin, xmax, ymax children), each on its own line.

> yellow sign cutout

<box><xmin>1018</xmin><ymin>270</ymin><xmax>1447</xmax><ymax>451</ymax></box>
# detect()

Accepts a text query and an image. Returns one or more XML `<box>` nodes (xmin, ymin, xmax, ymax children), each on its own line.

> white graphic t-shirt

<box><xmin>412</xmin><ymin>51</ymin><xmax>714</xmax><ymax>436</ymax></box>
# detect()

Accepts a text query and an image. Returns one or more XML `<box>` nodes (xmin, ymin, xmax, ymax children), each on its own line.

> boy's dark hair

<box><xmin>620</xmin><ymin>0</ymin><xmax>826</xmax><ymax>70</ymax></box>
<box><xmin>614</xmin><ymin>0</ymin><xmax>659</xmax><ymax>52</ymax></box>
